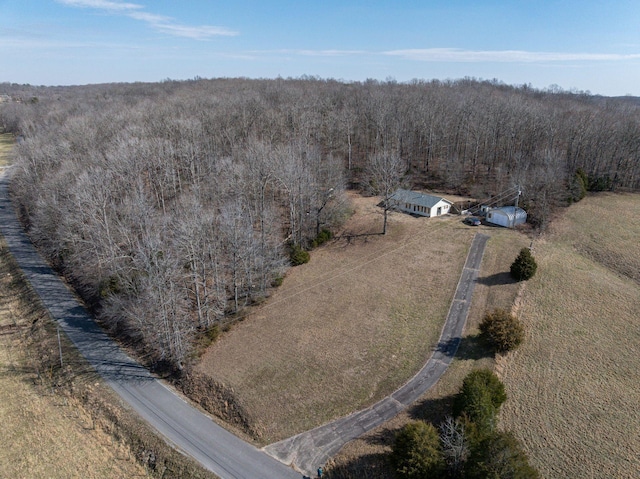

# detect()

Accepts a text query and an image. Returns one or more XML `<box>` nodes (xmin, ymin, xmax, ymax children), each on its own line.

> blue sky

<box><xmin>1</xmin><ymin>0</ymin><xmax>639</xmax><ymax>95</ymax></box>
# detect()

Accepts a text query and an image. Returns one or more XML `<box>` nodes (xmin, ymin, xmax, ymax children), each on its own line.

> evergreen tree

<box><xmin>453</xmin><ymin>369</ymin><xmax>507</xmax><ymax>439</ymax></box>
<box><xmin>465</xmin><ymin>431</ymin><xmax>540</xmax><ymax>479</ymax></box>
<box><xmin>510</xmin><ymin>248</ymin><xmax>537</xmax><ymax>281</ymax></box>
<box><xmin>480</xmin><ymin>309</ymin><xmax>525</xmax><ymax>352</ymax></box>
<box><xmin>391</xmin><ymin>421</ymin><xmax>445</xmax><ymax>479</ymax></box>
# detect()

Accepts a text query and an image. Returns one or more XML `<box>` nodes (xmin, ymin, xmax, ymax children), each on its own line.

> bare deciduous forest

<box><xmin>1</xmin><ymin>77</ymin><xmax>639</xmax><ymax>370</ymax></box>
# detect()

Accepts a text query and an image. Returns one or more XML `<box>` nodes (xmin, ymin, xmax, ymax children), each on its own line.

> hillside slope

<box><xmin>500</xmin><ymin>193</ymin><xmax>640</xmax><ymax>478</ymax></box>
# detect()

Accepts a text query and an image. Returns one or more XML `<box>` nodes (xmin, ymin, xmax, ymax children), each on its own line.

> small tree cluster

<box><xmin>466</xmin><ymin>431</ymin><xmax>540</xmax><ymax>479</ymax></box>
<box><xmin>452</xmin><ymin>369</ymin><xmax>538</xmax><ymax>478</ymax></box>
<box><xmin>390</xmin><ymin>369</ymin><xmax>538</xmax><ymax>478</ymax></box>
<box><xmin>480</xmin><ymin>309</ymin><xmax>525</xmax><ymax>353</ymax></box>
<box><xmin>453</xmin><ymin>369</ymin><xmax>507</xmax><ymax>439</ymax></box>
<box><xmin>510</xmin><ymin>248</ymin><xmax>537</xmax><ymax>281</ymax></box>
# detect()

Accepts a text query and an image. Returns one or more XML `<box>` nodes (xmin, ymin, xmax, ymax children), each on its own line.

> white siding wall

<box><xmin>431</xmin><ymin>200</ymin><xmax>451</xmax><ymax>216</ymax></box>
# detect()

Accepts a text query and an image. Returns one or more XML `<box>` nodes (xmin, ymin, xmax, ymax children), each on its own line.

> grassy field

<box><xmin>326</xmin><ymin>215</ymin><xmax>530</xmax><ymax>477</ymax></box>
<box><xmin>198</xmin><ymin>193</ymin><xmax>531</xmax><ymax>443</ymax></box>
<box><xmin>499</xmin><ymin>193</ymin><xmax>640</xmax><ymax>478</ymax></box>
<box><xmin>0</xmin><ymin>133</ymin><xmax>14</xmax><ymax>167</ymax></box>
<box><xmin>0</xmin><ymin>241</ymin><xmax>150</xmax><ymax>478</ymax></box>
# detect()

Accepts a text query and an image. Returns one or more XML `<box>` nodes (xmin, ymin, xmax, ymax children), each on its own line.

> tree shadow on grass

<box><xmin>361</xmin><ymin>424</ymin><xmax>397</xmax><ymax>448</ymax></box>
<box><xmin>435</xmin><ymin>333</ymin><xmax>494</xmax><ymax>362</ymax></box>
<box><xmin>476</xmin><ymin>272</ymin><xmax>515</xmax><ymax>286</ymax></box>
<box><xmin>407</xmin><ymin>395</ymin><xmax>456</xmax><ymax>425</ymax></box>
<box><xmin>325</xmin><ymin>452</ymin><xmax>393</xmax><ymax>479</ymax></box>
<box><xmin>456</xmin><ymin>333</ymin><xmax>495</xmax><ymax>361</ymax></box>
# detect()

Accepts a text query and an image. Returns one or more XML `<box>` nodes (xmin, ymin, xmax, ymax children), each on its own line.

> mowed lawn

<box><xmin>500</xmin><ymin>193</ymin><xmax>640</xmax><ymax>478</ymax></box>
<box><xmin>198</xmin><ymin>194</ymin><xmax>479</xmax><ymax>442</ymax></box>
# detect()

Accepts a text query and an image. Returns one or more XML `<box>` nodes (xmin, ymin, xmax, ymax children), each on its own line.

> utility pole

<box><xmin>57</xmin><ymin>325</ymin><xmax>63</xmax><ymax>368</ymax></box>
<box><xmin>512</xmin><ymin>185</ymin><xmax>521</xmax><ymax>228</ymax></box>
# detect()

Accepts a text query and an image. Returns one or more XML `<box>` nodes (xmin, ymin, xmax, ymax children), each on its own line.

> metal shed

<box><xmin>485</xmin><ymin>206</ymin><xmax>527</xmax><ymax>228</ymax></box>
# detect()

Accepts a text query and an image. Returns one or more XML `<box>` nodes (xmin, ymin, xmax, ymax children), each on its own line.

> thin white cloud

<box><xmin>382</xmin><ymin>48</ymin><xmax>640</xmax><ymax>62</ymax></box>
<box><xmin>57</xmin><ymin>0</ymin><xmax>142</xmax><ymax>11</ymax></box>
<box><xmin>245</xmin><ymin>48</ymin><xmax>640</xmax><ymax>63</ymax></box>
<box><xmin>56</xmin><ymin>0</ymin><xmax>238</xmax><ymax>39</ymax></box>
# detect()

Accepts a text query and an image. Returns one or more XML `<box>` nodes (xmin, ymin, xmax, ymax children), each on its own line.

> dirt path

<box><xmin>264</xmin><ymin>233</ymin><xmax>490</xmax><ymax>475</ymax></box>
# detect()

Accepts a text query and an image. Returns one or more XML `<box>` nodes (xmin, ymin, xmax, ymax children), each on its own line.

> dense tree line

<box><xmin>1</xmin><ymin>77</ymin><xmax>639</xmax><ymax>367</ymax></box>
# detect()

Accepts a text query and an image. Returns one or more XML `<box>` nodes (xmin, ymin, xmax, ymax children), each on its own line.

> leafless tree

<box><xmin>365</xmin><ymin>150</ymin><xmax>405</xmax><ymax>234</ymax></box>
<box><xmin>6</xmin><ymin>76</ymin><xmax>640</xmax><ymax>369</ymax></box>
<box><xmin>439</xmin><ymin>416</ymin><xmax>469</xmax><ymax>477</ymax></box>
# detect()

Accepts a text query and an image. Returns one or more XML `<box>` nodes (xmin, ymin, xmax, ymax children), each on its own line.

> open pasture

<box><xmin>500</xmin><ymin>193</ymin><xmax>640</xmax><ymax>478</ymax></box>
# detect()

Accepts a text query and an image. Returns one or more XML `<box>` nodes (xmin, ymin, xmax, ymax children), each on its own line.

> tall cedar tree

<box><xmin>510</xmin><ymin>248</ymin><xmax>537</xmax><ymax>281</ymax></box>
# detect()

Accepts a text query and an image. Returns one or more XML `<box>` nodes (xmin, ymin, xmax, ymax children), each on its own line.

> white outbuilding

<box><xmin>388</xmin><ymin>189</ymin><xmax>453</xmax><ymax>217</ymax></box>
<box><xmin>485</xmin><ymin>206</ymin><xmax>527</xmax><ymax>228</ymax></box>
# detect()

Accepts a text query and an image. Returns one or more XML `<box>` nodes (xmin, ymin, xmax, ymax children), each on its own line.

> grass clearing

<box><xmin>499</xmin><ymin>193</ymin><xmax>640</xmax><ymax>478</ymax></box>
<box><xmin>198</xmin><ymin>193</ymin><xmax>530</xmax><ymax>443</ymax></box>
<box><xmin>0</xmin><ymin>240</ymin><xmax>150</xmax><ymax>479</ymax></box>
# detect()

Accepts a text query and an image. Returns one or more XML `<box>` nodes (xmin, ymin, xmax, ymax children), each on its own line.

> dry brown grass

<box><xmin>0</xmin><ymin>241</ymin><xmax>150</xmax><ymax>479</ymax></box>
<box><xmin>198</xmin><ymin>192</ymin><xmax>531</xmax><ymax>443</ymax></box>
<box><xmin>327</xmin><ymin>219</ymin><xmax>530</xmax><ymax>477</ymax></box>
<box><xmin>499</xmin><ymin>193</ymin><xmax>640</xmax><ymax>478</ymax></box>
<box><xmin>0</xmin><ymin>133</ymin><xmax>13</xmax><ymax>167</ymax></box>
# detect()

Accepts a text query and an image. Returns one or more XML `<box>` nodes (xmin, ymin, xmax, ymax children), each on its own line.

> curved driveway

<box><xmin>0</xmin><ymin>171</ymin><xmax>300</xmax><ymax>479</ymax></box>
<box><xmin>1</xmin><ymin>165</ymin><xmax>488</xmax><ymax>477</ymax></box>
<box><xmin>265</xmin><ymin>232</ymin><xmax>489</xmax><ymax>475</ymax></box>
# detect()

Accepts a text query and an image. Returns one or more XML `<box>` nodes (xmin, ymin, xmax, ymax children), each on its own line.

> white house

<box><xmin>388</xmin><ymin>189</ymin><xmax>453</xmax><ymax>217</ymax></box>
<box><xmin>485</xmin><ymin>206</ymin><xmax>527</xmax><ymax>228</ymax></box>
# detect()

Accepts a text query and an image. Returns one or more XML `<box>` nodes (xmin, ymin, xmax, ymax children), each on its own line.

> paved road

<box><xmin>0</xmin><ymin>171</ymin><xmax>301</xmax><ymax>479</ymax></box>
<box><xmin>265</xmin><ymin>232</ymin><xmax>490</xmax><ymax>475</ymax></box>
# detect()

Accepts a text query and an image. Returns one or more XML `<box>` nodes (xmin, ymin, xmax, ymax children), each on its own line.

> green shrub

<box><xmin>272</xmin><ymin>275</ymin><xmax>284</xmax><ymax>287</ymax></box>
<box><xmin>99</xmin><ymin>275</ymin><xmax>122</xmax><ymax>298</ymax></box>
<box><xmin>205</xmin><ymin>324</ymin><xmax>220</xmax><ymax>342</ymax></box>
<box><xmin>453</xmin><ymin>369</ymin><xmax>507</xmax><ymax>439</ymax></box>
<box><xmin>289</xmin><ymin>244</ymin><xmax>310</xmax><ymax>266</ymax></box>
<box><xmin>480</xmin><ymin>308</ymin><xmax>525</xmax><ymax>353</ymax></box>
<box><xmin>569</xmin><ymin>169</ymin><xmax>587</xmax><ymax>203</ymax></box>
<box><xmin>311</xmin><ymin>228</ymin><xmax>333</xmax><ymax>248</ymax></box>
<box><xmin>576</xmin><ymin>168</ymin><xmax>589</xmax><ymax>190</ymax></box>
<box><xmin>510</xmin><ymin>248</ymin><xmax>537</xmax><ymax>281</ymax></box>
<box><xmin>465</xmin><ymin>431</ymin><xmax>540</xmax><ymax>479</ymax></box>
<box><xmin>587</xmin><ymin>174</ymin><xmax>612</xmax><ymax>192</ymax></box>
<box><xmin>391</xmin><ymin>421</ymin><xmax>445</xmax><ymax>479</ymax></box>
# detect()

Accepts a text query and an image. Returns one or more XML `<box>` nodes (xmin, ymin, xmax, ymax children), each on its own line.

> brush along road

<box><xmin>0</xmin><ymin>170</ymin><xmax>300</xmax><ymax>479</ymax></box>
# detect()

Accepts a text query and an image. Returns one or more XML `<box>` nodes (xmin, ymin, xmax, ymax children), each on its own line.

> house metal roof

<box><xmin>390</xmin><ymin>189</ymin><xmax>453</xmax><ymax>208</ymax></box>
